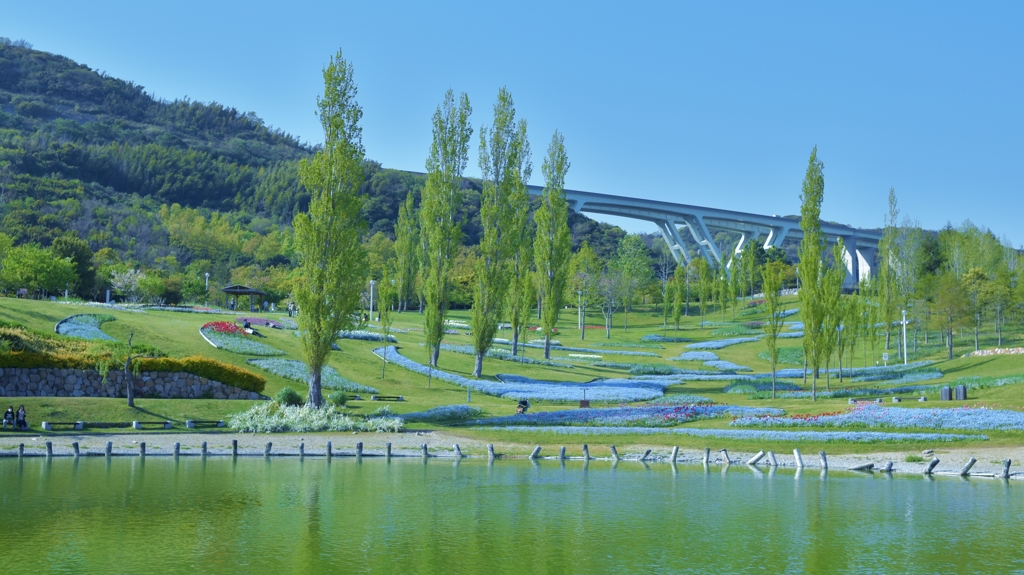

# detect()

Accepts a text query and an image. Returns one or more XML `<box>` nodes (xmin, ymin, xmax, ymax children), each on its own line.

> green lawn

<box><xmin>2</xmin><ymin>295</ymin><xmax>1022</xmax><ymax>454</ymax></box>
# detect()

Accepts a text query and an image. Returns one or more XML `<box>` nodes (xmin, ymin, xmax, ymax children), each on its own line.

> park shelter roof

<box><xmin>220</xmin><ymin>284</ymin><xmax>267</xmax><ymax>296</ymax></box>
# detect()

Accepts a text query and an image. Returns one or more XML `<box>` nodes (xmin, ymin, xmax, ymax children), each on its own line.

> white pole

<box><xmin>902</xmin><ymin>309</ymin><xmax>908</xmax><ymax>365</ymax></box>
<box><xmin>369</xmin><ymin>280</ymin><xmax>376</xmax><ymax>321</ymax></box>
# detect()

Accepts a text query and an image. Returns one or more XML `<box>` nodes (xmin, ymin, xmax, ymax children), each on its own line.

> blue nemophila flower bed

<box><xmin>518</xmin><ymin>343</ymin><xmax>660</xmax><ymax>357</ymax></box>
<box><xmin>479</xmin><ymin>426</ymin><xmax>984</xmax><ymax>443</ymax></box>
<box><xmin>686</xmin><ymin>337</ymin><xmax>761</xmax><ymax>350</ymax></box>
<box><xmin>400</xmin><ymin>405</ymin><xmax>484</xmax><ymax>423</ymax></box>
<box><xmin>428</xmin><ymin>342</ymin><xmax>571</xmax><ymax>367</ymax></box>
<box><xmin>588</xmin><ymin>342</ymin><xmax>665</xmax><ymax>349</ymax></box>
<box><xmin>773</xmin><ymin>361</ymin><xmax>935</xmax><ymax>379</ymax></box>
<box><xmin>641</xmin><ymin>334</ymin><xmax>692</xmax><ymax>343</ymax></box>
<box><xmin>731</xmin><ymin>403</ymin><xmax>1024</xmax><ymax>432</ymax></box>
<box><xmin>675</xmin><ymin>351</ymin><xmax>719</xmax><ymax>361</ymax></box>
<box><xmin>852</xmin><ymin>370</ymin><xmax>943</xmax><ymax>385</ymax></box>
<box><xmin>788</xmin><ymin>322</ymin><xmax>804</xmax><ymax>331</ymax></box>
<box><xmin>776</xmin><ymin>309</ymin><xmax>799</xmax><ymax>318</ymax></box>
<box><xmin>704</xmin><ymin>360</ymin><xmax>752</xmax><ymax>372</ymax></box>
<box><xmin>373</xmin><ymin>346</ymin><xmax>670</xmax><ymax>402</ymax></box>
<box><xmin>723</xmin><ymin>379</ymin><xmax>803</xmax><ymax>393</ymax></box>
<box><xmin>339</xmin><ymin>330</ymin><xmax>398</xmax><ymax>343</ymax></box>
<box><xmin>646</xmin><ymin>394</ymin><xmax>714</xmax><ymax>405</ymax></box>
<box><xmin>246</xmin><ymin>358</ymin><xmax>378</xmax><ymax>394</ymax></box>
<box><xmin>55</xmin><ymin>314</ymin><xmax>116</xmax><ymax>341</ymax></box>
<box><xmin>467</xmin><ymin>404</ymin><xmax>782</xmax><ymax>428</ymax></box>
<box><xmin>200</xmin><ymin>324</ymin><xmax>284</xmax><ymax>356</ymax></box>
<box><xmin>778</xmin><ymin>332</ymin><xmax>804</xmax><ymax>338</ymax></box>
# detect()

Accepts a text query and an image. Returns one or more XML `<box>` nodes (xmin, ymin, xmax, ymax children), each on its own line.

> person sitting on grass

<box><xmin>15</xmin><ymin>405</ymin><xmax>27</xmax><ymax>431</ymax></box>
<box><xmin>516</xmin><ymin>400</ymin><xmax>530</xmax><ymax>415</ymax></box>
<box><xmin>3</xmin><ymin>406</ymin><xmax>13</xmax><ymax>430</ymax></box>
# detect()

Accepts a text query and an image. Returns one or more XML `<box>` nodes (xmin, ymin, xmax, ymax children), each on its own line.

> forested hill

<box><xmin>0</xmin><ymin>40</ymin><xmax>629</xmax><ymax>267</ymax></box>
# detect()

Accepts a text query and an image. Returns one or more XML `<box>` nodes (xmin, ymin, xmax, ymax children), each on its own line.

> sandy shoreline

<box><xmin>2</xmin><ymin>431</ymin><xmax>1022</xmax><ymax>479</ymax></box>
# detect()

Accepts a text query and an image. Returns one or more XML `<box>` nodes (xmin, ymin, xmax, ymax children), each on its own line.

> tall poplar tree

<box><xmin>534</xmin><ymin>130</ymin><xmax>571</xmax><ymax>359</ymax></box>
<box><xmin>421</xmin><ymin>90</ymin><xmax>472</xmax><ymax>367</ymax></box>
<box><xmin>294</xmin><ymin>49</ymin><xmax>368</xmax><ymax>408</ymax></box>
<box><xmin>672</xmin><ymin>263</ymin><xmax>686</xmax><ymax>329</ymax></box>
<box><xmin>615</xmin><ymin>234</ymin><xmax>653</xmax><ymax>331</ymax></box>
<box><xmin>393</xmin><ymin>191</ymin><xmax>419</xmax><ymax>311</ymax></box>
<box><xmin>761</xmin><ymin>260</ymin><xmax>785</xmax><ymax>398</ymax></box>
<box><xmin>472</xmin><ymin>88</ymin><xmax>530</xmax><ymax>376</ymax></box>
<box><xmin>569</xmin><ymin>241</ymin><xmax>601</xmax><ymax>340</ymax></box>
<box><xmin>797</xmin><ymin>146</ymin><xmax>825</xmax><ymax>401</ymax></box>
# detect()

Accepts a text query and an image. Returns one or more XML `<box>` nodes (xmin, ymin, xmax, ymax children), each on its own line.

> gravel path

<box><xmin>2</xmin><ymin>432</ymin><xmax>1023</xmax><ymax>479</ymax></box>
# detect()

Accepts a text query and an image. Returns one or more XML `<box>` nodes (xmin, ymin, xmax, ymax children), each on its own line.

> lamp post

<box><xmin>204</xmin><ymin>273</ymin><xmax>209</xmax><ymax>306</ymax></box>
<box><xmin>369</xmin><ymin>280</ymin><xmax>376</xmax><ymax>322</ymax></box>
<box><xmin>902</xmin><ymin>309</ymin><xmax>908</xmax><ymax>365</ymax></box>
<box><xmin>577</xmin><ymin>290</ymin><xmax>582</xmax><ymax>330</ymax></box>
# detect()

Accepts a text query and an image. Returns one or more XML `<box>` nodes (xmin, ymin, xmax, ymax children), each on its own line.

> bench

<box><xmin>41</xmin><ymin>421</ymin><xmax>84</xmax><ymax>431</ymax></box>
<box><xmin>186</xmin><ymin>420</ymin><xmax>226</xmax><ymax>428</ymax></box>
<box><xmin>371</xmin><ymin>395</ymin><xmax>404</xmax><ymax>402</ymax></box>
<box><xmin>132</xmin><ymin>420</ymin><xmax>173</xmax><ymax>430</ymax></box>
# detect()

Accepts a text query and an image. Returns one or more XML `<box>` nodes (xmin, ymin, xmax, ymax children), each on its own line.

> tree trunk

<box><xmin>308</xmin><ymin>368</ymin><xmax>323</xmax><ymax>408</ymax></box>
<box><xmin>125</xmin><ymin>359</ymin><xmax>135</xmax><ymax>408</ymax></box>
<box><xmin>381</xmin><ymin>346</ymin><xmax>387</xmax><ymax>378</ymax></box>
<box><xmin>473</xmin><ymin>353</ymin><xmax>484</xmax><ymax>377</ymax></box>
<box><xmin>430</xmin><ymin>345</ymin><xmax>440</xmax><ymax>367</ymax></box>
<box><xmin>580</xmin><ymin>306</ymin><xmax>586</xmax><ymax>341</ymax></box>
<box><xmin>974</xmin><ymin>323</ymin><xmax>979</xmax><ymax>351</ymax></box>
<box><xmin>511</xmin><ymin>329</ymin><xmax>520</xmax><ymax>357</ymax></box>
<box><xmin>544</xmin><ymin>334</ymin><xmax>551</xmax><ymax>360</ymax></box>
<box><xmin>605</xmin><ymin>314</ymin><xmax>611</xmax><ymax>339</ymax></box>
<box><xmin>947</xmin><ymin>329</ymin><xmax>953</xmax><ymax>360</ymax></box>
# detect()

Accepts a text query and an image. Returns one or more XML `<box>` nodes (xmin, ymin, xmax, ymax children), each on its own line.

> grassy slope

<box><xmin>2</xmin><ymin>295</ymin><xmax>1023</xmax><ymax>454</ymax></box>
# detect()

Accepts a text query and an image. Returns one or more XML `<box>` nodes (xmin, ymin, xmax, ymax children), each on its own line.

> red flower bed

<box><xmin>745</xmin><ymin>299</ymin><xmax>766</xmax><ymax>308</ymax></box>
<box><xmin>202</xmin><ymin>321</ymin><xmax>247</xmax><ymax>336</ymax></box>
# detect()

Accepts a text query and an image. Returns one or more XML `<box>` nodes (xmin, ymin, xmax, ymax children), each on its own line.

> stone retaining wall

<box><xmin>0</xmin><ymin>368</ymin><xmax>265</xmax><ymax>400</ymax></box>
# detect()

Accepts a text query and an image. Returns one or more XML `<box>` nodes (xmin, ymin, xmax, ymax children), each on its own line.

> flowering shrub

<box><xmin>401</xmin><ymin>405</ymin><xmax>484</xmax><ymax>423</ymax></box>
<box><xmin>628</xmin><ymin>364</ymin><xmax>678</xmax><ymax>375</ymax></box>
<box><xmin>246</xmin><ymin>358</ymin><xmax>378</xmax><ymax>394</ymax></box>
<box><xmin>229</xmin><ymin>402</ymin><xmax>403</xmax><ymax>433</ymax></box>
<box><xmin>373</xmin><ymin>346</ymin><xmax>670</xmax><ymax>402</ymax></box>
<box><xmin>339</xmin><ymin>330</ymin><xmax>398</xmax><ymax>343</ymax></box>
<box><xmin>55</xmin><ymin>314</ymin><xmax>116</xmax><ymax>341</ymax></box>
<box><xmin>200</xmin><ymin>322</ymin><xmax>284</xmax><ymax>356</ymax></box>
<box><xmin>481</xmin><ymin>426</ymin><xmax>984</xmax><ymax>443</ymax></box>
<box><xmin>497</xmin><ymin>342</ymin><xmax>660</xmax><ymax>357</ymax></box>
<box><xmin>568</xmin><ymin>353</ymin><xmax>602</xmax><ymax>359</ymax></box>
<box><xmin>731</xmin><ymin>403</ymin><xmax>1024</xmax><ymax>431</ymax></box>
<box><xmin>641</xmin><ymin>335</ymin><xmax>692</xmax><ymax>343</ymax></box>
<box><xmin>444</xmin><ymin>320</ymin><xmax>470</xmax><ymax>329</ymax></box>
<box><xmin>723</xmin><ymin>379</ymin><xmax>802</xmax><ymax>393</ymax></box>
<box><xmin>773</xmin><ymin>361</ymin><xmax>935</xmax><ymax>379</ymax></box>
<box><xmin>745</xmin><ymin>299</ymin><xmax>766</xmax><ymax>308</ymax></box>
<box><xmin>466</xmin><ymin>404</ymin><xmax>782</xmax><ymax>428</ymax></box>
<box><xmin>778</xmin><ymin>332</ymin><xmax>804</xmax><ymax>339</ymax></box>
<box><xmin>674</xmin><ymin>351</ymin><xmax>719</xmax><ymax>361</ymax></box>
<box><xmin>686</xmin><ymin>337</ymin><xmax>761</xmax><ymax>350</ymax></box>
<box><xmin>704</xmin><ymin>360</ymin><xmax>752</xmax><ymax>372</ymax></box>
<box><xmin>788</xmin><ymin>322</ymin><xmax>804</xmax><ymax>331</ymax></box>
<box><xmin>712</xmin><ymin>326</ymin><xmax>759</xmax><ymax>336</ymax></box>
<box><xmin>775</xmin><ymin>309</ymin><xmax>799</xmax><ymax>318</ymax></box>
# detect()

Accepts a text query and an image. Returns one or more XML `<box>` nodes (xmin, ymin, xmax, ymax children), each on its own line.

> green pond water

<box><xmin>2</xmin><ymin>457</ymin><xmax>1024</xmax><ymax>574</ymax></box>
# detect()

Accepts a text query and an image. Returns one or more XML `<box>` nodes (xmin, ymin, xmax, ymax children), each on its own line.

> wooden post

<box><xmin>640</xmin><ymin>449</ymin><xmax>652</xmax><ymax>461</ymax></box>
<box><xmin>421</xmin><ymin>444</ymin><xmax>429</xmax><ymax>458</ymax></box>
<box><xmin>793</xmin><ymin>448</ymin><xmax>805</xmax><ymax>468</ymax></box>
<box><xmin>582</xmin><ymin>444</ymin><xmax>590</xmax><ymax>460</ymax></box>
<box><xmin>201</xmin><ymin>441</ymin><xmax>208</xmax><ymax>456</ymax></box>
<box><xmin>356</xmin><ymin>442</ymin><xmax>363</xmax><ymax>457</ymax></box>
<box><xmin>558</xmin><ymin>446</ymin><xmax>566</xmax><ymax>460</ymax></box>
<box><xmin>818</xmin><ymin>451</ymin><xmax>827</xmax><ymax>470</ymax></box>
<box><xmin>232</xmin><ymin>440</ymin><xmax>238</xmax><ymax>457</ymax></box>
<box><xmin>46</xmin><ymin>441</ymin><xmax>52</xmax><ymax>457</ymax></box>
<box><xmin>719</xmin><ymin>449</ymin><xmax>731</xmax><ymax>464</ymax></box>
<box><xmin>960</xmin><ymin>457</ymin><xmax>977</xmax><ymax>476</ymax></box>
<box><xmin>1002</xmin><ymin>459</ymin><xmax>1011</xmax><ymax>479</ymax></box>
<box><xmin>299</xmin><ymin>443</ymin><xmax>305</xmax><ymax>458</ymax></box>
<box><xmin>702</xmin><ymin>447</ymin><xmax>710</xmax><ymax>465</ymax></box>
<box><xmin>139</xmin><ymin>442</ymin><xmax>146</xmax><ymax>457</ymax></box>
<box><xmin>747</xmin><ymin>450</ymin><xmax>765</xmax><ymax>466</ymax></box>
<box><xmin>487</xmin><ymin>444</ymin><xmax>495</xmax><ymax>460</ymax></box>
<box><xmin>72</xmin><ymin>442</ymin><xmax>80</xmax><ymax>457</ymax></box>
<box><xmin>385</xmin><ymin>443</ymin><xmax>391</xmax><ymax>458</ymax></box>
<box><xmin>609</xmin><ymin>446</ymin><xmax>619</xmax><ymax>461</ymax></box>
<box><xmin>670</xmin><ymin>446</ymin><xmax>679</xmax><ymax>462</ymax></box>
<box><xmin>849</xmin><ymin>463</ymin><xmax>874</xmax><ymax>471</ymax></box>
<box><xmin>18</xmin><ymin>443</ymin><xmax>24</xmax><ymax>457</ymax></box>
<box><xmin>105</xmin><ymin>442</ymin><xmax>112</xmax><ymax>457</ymax></box>
<box><xmin>924</xmin><ymin>458</ymin><xmax>940</xmax><ymax>475</ymax></box>
<box><xmin>327</xmin><ymin>442</ymin><xmax>333</xmax><ymax>458</ymax></box>
<box><xmin>454</xmin><ymin>444</ymin><xmax>463</xmax><ymax>458</ymax></box>
<box><xmin>883</xmin><ymin>461</ymin><xmax>893</xmax><ymax>473</ymax></box>
<box><xmin>264</xmin><ymin>442</ymin><xmax>272</xmax><ymax>457</ymax></box>
<box><xmin>530</xmin><ymin>446</ymin><xmax>542</xmax><ymax>460</ymax></box>
<box><xmin>173</xmin><ymin>443</ymin><xmax>180</xmax><ymax>457</ymax></box>
<box><xmin>767</xmin><ymin>451</ymin><xmax>778</xmax><ymax>467</ymax></box>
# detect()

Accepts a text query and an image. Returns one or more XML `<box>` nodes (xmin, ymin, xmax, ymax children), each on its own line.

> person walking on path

<box><xmin>2</xmin><ymin>406</ymin><xmax>13</xmax><ymax>430</ymax></box>
<box><xmin>15</xmin><ymin>405</ymin><xmax>27</xmax><ymax>431</ymax></box>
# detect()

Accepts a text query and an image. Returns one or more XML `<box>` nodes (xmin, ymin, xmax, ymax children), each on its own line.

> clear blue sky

<box><xmin>4</xmin><ymin>1</ymin><xmax>1022</xmax><ymax>245</ymax></box>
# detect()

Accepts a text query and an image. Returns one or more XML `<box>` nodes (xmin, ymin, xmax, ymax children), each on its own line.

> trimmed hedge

<box><xmin>0</xmin><ymin>352</ymin><xmax>266</xmax><ymax>395</ymax></box>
